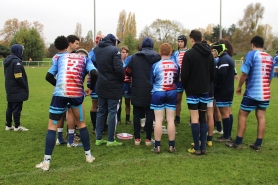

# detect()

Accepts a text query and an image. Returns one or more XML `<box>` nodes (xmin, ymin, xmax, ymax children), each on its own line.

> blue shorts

<box><xmin>240</xmin><ymin>96</ymin><xmax>269</xmax><ymax>111</ymax></box>
<box><xmin>49</xmin><ymin>96</ymin><xmax>84</xmax><ymax>121</ymax></box>
<box><xmin>215</xmin><ymin>98</ymin><xmax>233</xmax><ymax>108</ymax></box>
<box><xmin>186</xmin><ymin>92</ymin><xmax>209</xmax><ymax>110</ymax></box>
<box><xmin>176</xmin><ymin>81</ymin><xmax>184</xmax><ymax>93</ymax></box>
<box><xmin>150</xmin><ymin>90</ymin><xmax>177</xmax><ymax>110</ymax></box>
<box><xmin>123</xmin><ymin>83</ymin><xmax>131</xmax><ymax>98</ymax></box>
<box><xmin>207</xmin><ymin>97</ymin><xmax>214</xmax><ymax>107</ymax></box>
<box><xmin>90</xmin><ymin>86</ymin><xmax>98</xmax><ymax>99</ymax></box>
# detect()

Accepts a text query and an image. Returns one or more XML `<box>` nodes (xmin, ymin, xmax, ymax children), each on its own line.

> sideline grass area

<box><xmin>1</xmin><ymin>66</ymin><xmax>278</xmax><ymax>184</ymax></box>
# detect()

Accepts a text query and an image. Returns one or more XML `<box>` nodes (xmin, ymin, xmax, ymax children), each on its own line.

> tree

<box><xmin>79</xmin><ymin>30</ymin><xmax>94</xmax><ymax>51</ymax></box>
<box><xmin>0</xmin><ymin>44</ymin><xmax>10</xmax><ymax>58</ymax></box>
<box><xmin>124</xmin><ymin>12</ymin><xmax>136</xmax><ymax>38</ymax></box>
<box><xmin>0</xmin><ymin>18</ymin><xmax>44</xmax><ymax>46</ymax></box>
<box><xmin>10</xmin><ymin>27</ymin><xmax>45</xmax><ymax>61</ymax></box>
<box><xmin>46</xmin><ymin>43</ymin><xmax>57</xmax><ymax>58</ymax></box>
<box><xmin>74</xmin><ymin>23</ymin><xmax>82</xmax><ymax>39</ymax></box>
<box><xmin>116</xmin><ymin>10</ymin><xmax>127</xmax><ymax>41</ymax></box>
<box><xmin>122</xmin><ymin>34</ymin><xmax>139</xmax><ymax>54</ymax></box>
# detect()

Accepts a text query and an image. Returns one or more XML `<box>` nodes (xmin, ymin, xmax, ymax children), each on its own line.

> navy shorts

<box><xmin>186</xmin><ymin>92</ymin><xmax>209</xmax><ymax>110</ymax></box>
<box><xmin>123</xmin><ymin>83</ymin><xmax>131</xmax><ymax>98</ymax></box>
<box><xmin>90</xmin><ymin>86</ymin><xmax>98</xmax><ymax>99</ymax></box>
<box><xmin>215</xmin><ymin>98</ymin><xmax>233</xmax><ymax>108</ymax></box>
<box><xmin>150</xmin><ymin>90</ymin><xmax>177</xmax><ymax>110</ymax></box>
<box><xmin>176</xmin><ymin>81</ymin><xmax>184</xmax><ymax>93</ymax></box>
<box><xmin>240</xmin><ymin>96</ymin><xmax>269</xmax><ymax>111</ymax></box>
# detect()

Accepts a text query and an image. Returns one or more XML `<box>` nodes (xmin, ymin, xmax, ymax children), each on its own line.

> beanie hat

<box><xmin>11</xmin><ymin>44</ymin><xmax>24</xmax><ymax>58</ymax></box>
<box><xmin>105</xmin><ymin>34</ymin><xmax>117</xmax><ymax>45</ymax></box>
<box><xmin>142</xmin><ymin>37</ymin><xmax>154</xmax><ymax>48</ymax></box>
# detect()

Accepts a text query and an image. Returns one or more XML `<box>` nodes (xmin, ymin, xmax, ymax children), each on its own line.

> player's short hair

<box><xmin>189</xmin><ymin>30</ymin><xmax>202</xmax><ymax>43</ymax></box>
<box><xmin>251</xmin><ymin>36</ymin><xmax>264</xmax><ymax>48</ymax></box>
<box><xmin>121</xmin><ymin>46</ymin><xmax>129</xmax><ymax>53</ymax></box>
<box><xmin>67</xmin><ymin>35</ymin><xmax>80</xmax><ymax>44</ymax></box>
<box><xmin>159</xmin><ymin>43</ymin><xmax>172</xmax><ymax>56</ymax></box>
<box><xmin>54</xmin><ymin>36</ymin><xmax>69</xmax><ymax>50</ymax></box>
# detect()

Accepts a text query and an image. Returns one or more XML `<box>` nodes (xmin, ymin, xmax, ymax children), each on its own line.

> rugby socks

<box><xmin>216</xmin><ymin>121</ymin><xmax>222</xmax><ymax>132</ymax></box>
<box><xmin>90</xmin><ymin>111</ymin><xmax>96</xmax><ymax>131</ymax></box>
<box><xmin>45</xmin><ymin>130</ymin><xmax>56</xmax><ymax>156</ymax></box>
<box><xmin>44</xmin><ymin>155</ymin><xmax>51</xmax><ymax>163</ymax></box>
<box><xmin>126</xmin><ymin>114</ymin><xmax>130</xmax><ymax>122</ymax></box>
<box><xmin>229</xmin><ymin>114</ymin><xmax>233</xmax><ymax>137</ymax></box>
<box><xmin>175</xmin><ymin>115</ymin><xmax>180</xmax><ymax>122</ymax></box>
<box><xmin>207</xmin><ymin>135</ymin><xmax>213</xmax><ymax>142</ymax></box>
<box><xmin>200</xmin><ymin>123</ymin><xmax>208</xmax><ymax>149</ymax></box>
<box><xmin>255</xmin><ymin>138</ymin><xmax>263</xmax><ymax>146</ymax></box>
<box><xmin>68</xmin><ymin>129</ymin><xmax>75</xmax><ymax>144</ymax></box>
<box><xmin>155</xmin><ymin>140</ymin><xmax>161</xmax><ymax>148</ymax></box>
<box><xmin>169</xmin><ymin>140</ymin><xmax>175</xmax><ymax>148</ymax></box>
<box><xmin>191</xmin><ymin>123</ymin><xmax>200</xmax><ymax>150</ymax></box>
<box><xmin>79</xmin><ymin>127</ymin><xmax>91</xmax><ymax>151</ymax></box>
<box><xmin>57</xmin><ymin>128</ymin><xmax>64</xmax><ymax>141</ymax></box>
<box><xmin>235</xmin><ymin>136</ymin><xmax>243</xmax><ymax>145</ymax></box>
<box><xmin>222</xmin><ymin>118</ymin><xmax>230</xmax><ymax>139</ymax></box>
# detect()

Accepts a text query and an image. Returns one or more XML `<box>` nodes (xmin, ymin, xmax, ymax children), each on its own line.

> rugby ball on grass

<box><xmin>117</xmin><ymin>133</ymin><xmax>133</xmax><ymax>140</ymax></box>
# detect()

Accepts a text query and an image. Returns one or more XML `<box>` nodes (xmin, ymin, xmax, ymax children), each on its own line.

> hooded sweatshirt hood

<box><xmin>98</xmin><ymin>34</ymin><xmax>117</xmax><ymax>47</ymax></box>
<box><xmin>135</xmin><ymin>37</ymin><xmax>161</xmax><ymax>63</ymax></box>
<box><xmin>11</xmin><ymin>44</ymin><xmax>24</xmax><ymax>58</ymax></box>
<box><xmin>192</xmin><ymin>42</ymin><xmax>211</xmax><ymax>56</ymax></box>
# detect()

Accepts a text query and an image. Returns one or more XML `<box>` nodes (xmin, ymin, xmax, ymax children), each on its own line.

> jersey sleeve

<box><xmin>241</xmin><ymin>51</ymin><xmax>254</xmax><ymax>74</ymax></box>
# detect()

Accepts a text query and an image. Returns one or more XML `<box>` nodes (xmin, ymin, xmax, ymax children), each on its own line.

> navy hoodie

<box><xmin>126</xmin><ymin>37</ymin><xmax>161</xmax><ymax>107</ymax></box>
<box><xmin>4</xmin><ymin>44</ymin><xmax>29</xmax><ymax>102</ymax></box>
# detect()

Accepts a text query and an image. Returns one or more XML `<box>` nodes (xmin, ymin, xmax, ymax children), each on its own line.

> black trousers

<box><xmin>6</xmin><ymin>102</ymin><xmax>23</xmax><ymax>128</ymax></box>
<box><xmin>133</xmin><ymin>106</ymin><xmax>154</xmax><ymax>140</ymax></box>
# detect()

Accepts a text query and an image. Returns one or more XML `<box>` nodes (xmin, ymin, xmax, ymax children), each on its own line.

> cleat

<box><xmin>151</xmin><ymin>146</ymin><xmax>161</xmax><ymax>154</ymax></box>
<box><xmin>86</xmin><ymin>155</ymin><xmax>95</xmax><ymax>163</ymax></box>
<box><xmin>14</xmin><ymin>125</ymin><xmax>29</xmax><ymax>131</ymax></box>
<box><xmin>215</xmin><ymin>136</ymin><xmax>231</xmax><ymax>142</ymax></box>
<box><xmin>56</xmin><ymin>139</ymin><xmax>67</xmax><ymax>145</ymax></box>
<box><xmin>225</xmin><ymin>142</ymin><xmax>242</xmax><ymax>149</ymax></box>
<box><xmin>201</xmin><ymin>149</ymin><xmax>207</xmax><ymax>154</ymax></box>
<box><xmin>5</xmin><ymin>126</ymin><xmax>14</xmax><ymax>131</ymax></box>
<box><xmin>188</xmin><ymin>148</ymin><xmax>201</xmax><ymax>155</ymax></box>
<box><xmin>168</xmin><ymin>146</ymin><xmax>176</xmax><ymax>153</ymax></box>
<box><xmin>35</xmin><ymin>161</ymin><xmax>50</xmax><ymax>171</ymax></box>
<box><xmin>95</xmin><ymin>139</ymin><xmax>107</xmax><ymax>146</ymax></box>
<box><xmin>126</xmin><ymin>120</ymin><xmax>132</xmax><ymax>125</ymax></box>
<box><xmin>106</xmin><ymin>140</ymin><xmax>123</xmax><ymax>146</ymax></box>
<box><xmin>249</xmin><ymin>143</ymin><xmax>261</xmax><ymax>151</ymax></box>
<box><xmin>67</xmin><ymin>142</ymin><xmax>83</xmax><ymax>147</ymax></box>
<box><xmin>206</xmin><ymin>141</ymin><xmax>213</xmax><ymax>147</ymax></box>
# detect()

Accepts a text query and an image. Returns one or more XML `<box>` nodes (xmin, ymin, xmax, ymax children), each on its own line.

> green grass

<box><xmin>1</xmin><ymin>66</ymin><xmax>278</xmax><ymax>184</ymax></box>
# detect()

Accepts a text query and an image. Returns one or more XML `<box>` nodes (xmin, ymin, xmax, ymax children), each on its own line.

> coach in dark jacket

<box><xmin>125</xmin><ymin>37</ymin><xmax>161</xmax><ymax>145</ymax></box>
<box><xmin>4</xmin><ymin>44</ymin><xmax>29</xmax><ymax>131</ymax></box>
<box><xmin>94</xmin><ymin>34</ymin><xmax>124</xmax><ymax>145</ymax></box>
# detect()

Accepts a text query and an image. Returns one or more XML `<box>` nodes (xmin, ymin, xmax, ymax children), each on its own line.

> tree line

<box><xmin>0</xmin><ymin>2</ymin><xmax>277</xmax><ymax>60</ymax></box>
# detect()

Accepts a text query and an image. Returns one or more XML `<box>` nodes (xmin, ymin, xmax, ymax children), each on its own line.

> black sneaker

<box><xmin>225</xmin><ymin>142</ymin><xmax>242</xmax><ymax>149</ymax></box>
<box><xmin>201</xmin><ymin>148</ymin><xmax>207</xmax><ymax>154</ymax></box>
<box><xmin>249</xmin><ymin>143</ymin><xmax>261</xmax><ymax>151</ymax></box>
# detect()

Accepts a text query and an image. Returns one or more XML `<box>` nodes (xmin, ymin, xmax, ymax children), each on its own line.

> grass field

<box><xmin>1</xmin><ymin>66</ymin><xmax>278</xmax><ymax>185</ymax></box>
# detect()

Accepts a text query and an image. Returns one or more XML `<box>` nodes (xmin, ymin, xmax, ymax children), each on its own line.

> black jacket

<box><xmin>214</xmin><ymin>52</ymin><xmax>235</xmax><ymax>100</ymax></box>
<box><xmin>4</xmin><ymin>54</ymin><xmax>29</xmax><ymax>102</ymax></box>
<box><xmin>126</xmin><ymin>48</ymin><xmax>161</xmax><ymax>107</ymax></box>
<box><xmin>94</xmin><ymin>37</ymin><xmax>124</xmax><ymax>99</ymax></box>
<box><xmin>181</xmin><ymin>43</ymin><xmax>215</xmax><ymax>96</ymax></box>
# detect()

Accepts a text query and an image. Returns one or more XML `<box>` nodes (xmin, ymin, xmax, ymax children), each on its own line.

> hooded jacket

<box><xmin>94</xmin><ymin>35</ymin><xmax>124</xmax><ymax>99</ymax></box>
<box><xmin>181</xmin><ymin>42</ymin><xmax>215</xmax><ymax>96</ymax></box>
<box><xmin>4</xmin><ymin>44</ymin><xmax>29</xmax><ymax>102</ymax></box>
<box><xmin>126</xmin><ymin>37</ymin><xmax>161</xmax><ymax>107</ymax></box>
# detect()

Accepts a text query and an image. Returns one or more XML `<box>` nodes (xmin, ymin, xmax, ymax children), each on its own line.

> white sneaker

<box><xmin>14</xmin><ymin>126</ymin><xmax>29</xmax><ymax>131</ymax></box>
<box><xmin>86</xmin><ymin>155</ymin><xmax>95</xmax><ymax>163</ymax></box>
<box><xmin>35</xmin><ymin>161</ymin><xmax>50</xmax><ymax>171</ymax></box>
<box><xmin>213</xmin><ymin>130</ymin><xmax>223</xmax><ymax>134</ymax></box>
<box><xmin>134</xmin><ymin>138</ymin><xmax>141</xmax><ymax>146</ymax></box>
<box><xmin>5</xmin><ymin>126</ymin><xmax>15</xmax><ymax>131</ymax></box>
<box><xmin>56</xmin><ymin>139</ymin><xmax>67</xmax><ymax>145</ymax></box>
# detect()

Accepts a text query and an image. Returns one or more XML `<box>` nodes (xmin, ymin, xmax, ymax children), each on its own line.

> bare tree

<box><xmin>74</xmin><ymin>22</ymin><xmax>82</xmax><ymax>38</ymax></box>
<box><xmin>116</xmin><ymin>10</ymin><xmax>126</xmax><ymax>40</ymax></box>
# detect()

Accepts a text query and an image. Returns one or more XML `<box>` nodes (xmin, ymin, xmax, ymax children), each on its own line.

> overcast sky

<box><xmin>1</xmin><ymin>0</ymin><xmax>277</xmax><ymax>45</ymax></box>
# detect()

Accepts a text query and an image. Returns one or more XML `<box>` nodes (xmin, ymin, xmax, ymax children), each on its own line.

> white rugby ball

<box><xmin>117</xmin><ymin>133</ymin><xmax>133</xmax><ymax>140</ymax></box>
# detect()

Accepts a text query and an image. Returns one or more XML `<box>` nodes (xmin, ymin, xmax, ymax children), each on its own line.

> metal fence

<box><xmin>0</xmin><ymin>61</ymin><xmax>51</xmax><ymax>67</ymax></box>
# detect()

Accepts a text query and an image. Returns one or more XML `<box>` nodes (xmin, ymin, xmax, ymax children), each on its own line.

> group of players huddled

<box><xmin>35</xmin><ymin>30</ymin><xmax>274</xmax><ymax>171</ymax></box>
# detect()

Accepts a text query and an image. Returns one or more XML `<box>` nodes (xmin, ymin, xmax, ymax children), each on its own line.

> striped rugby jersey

<box><xmin>151</xmin><ymin>58</ymin><xmax>179</xmax><ymax>93</ymax></box>
<box><xmin>48</xmin><ymin>52</ymin><xmax>96</xmax><ymax>97</ymax></box>
<box><xmin>241</xmin><ymin>50</ymin><xmax>274</xmax><ymax>101</ymax></box>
